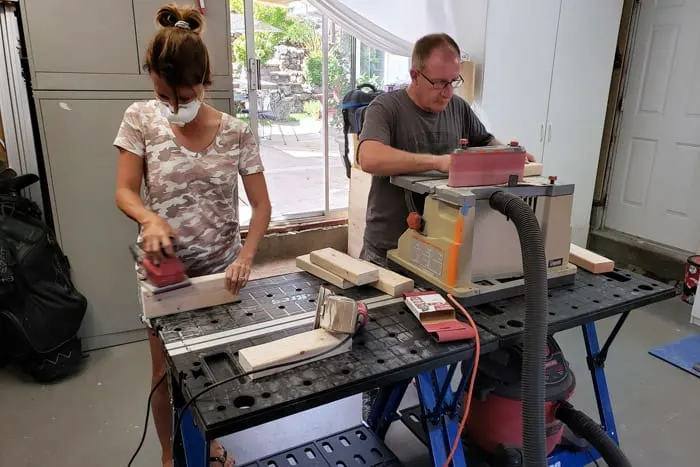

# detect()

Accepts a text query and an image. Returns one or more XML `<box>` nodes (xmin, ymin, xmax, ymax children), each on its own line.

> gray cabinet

<box><xmin>35</xmin><ymin>94</ymin><xmax>232</xmax><ymax>349</ymax></box>
<box><xmin>23</xmin><ymin>0</ymin><xmax>140</xmax><ymax>75</ymax></box>
<box><xmin>21</xmin><ymin>0</ymin><xmax>232</xmax><ymax>92</ymax></box>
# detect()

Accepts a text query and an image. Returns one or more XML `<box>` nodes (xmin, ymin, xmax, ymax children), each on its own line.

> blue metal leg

<box><xmin>366</xmin><ymin>380</ymin><xmax>411</xmax><ymax>440</ymax></box>
<box><xmin>415</xmin><ymin>360</ymin><xmax>473</xmax><ymax>467</ymax></box>
<box><xmin>582</xmin><ymin>322</ymin><xmax>620</xmax><ymax>444</ymax></box>
<box><xmin>177</xmin><ymin>407</ymin><xmax>208</xmax><ymax>467</ymax></box>
<box><xmin>547</xmin><ymin>321</ymin><xmax>624</xmax><ymax>467</ymax></box>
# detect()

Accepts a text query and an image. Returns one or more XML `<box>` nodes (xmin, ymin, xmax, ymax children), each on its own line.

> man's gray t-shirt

<box><xmin>357</xmin><ymin>89</ymin><xmax>493</xmax><ymax>260</ymax></box>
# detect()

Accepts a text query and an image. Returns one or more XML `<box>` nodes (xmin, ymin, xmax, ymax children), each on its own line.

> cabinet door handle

<box><xmin>540</xmin><ymin>123</ymin><xmax>544</xmax><ymax>142</ymax></box>
<box><xmin>547</xmin><ymin>122</ymin><xmax>552</xmax><ymax>142</ymax></box>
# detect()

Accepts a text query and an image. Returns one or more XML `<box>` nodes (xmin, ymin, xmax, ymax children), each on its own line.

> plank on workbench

<box><xmin>296</xmin><ymin>254</ymin><xmax>353</xmax><ymax>289</ymax></box>
<box><xmin>237</xmin><ymin>328</ymin><xmax>352</xmax><ymax>380</ymax></box>
<box><xmin>372</xmin><ymin>267</ymin><xmax>414</xmax><ymax>297</ymax></box>
<box><xmin>309</xmin><ymin>248</ymin><xmax>379</xmax><ymax>285</ymax></box>
<box><xmin>569</xmin><ymin>243</ymin><xmax>614</xmax><ymax>274</ymax></box>
<box><xmin>140</xmin><ymin>272</ymin><xmax>240</xmax><ymax>318</ymax></box>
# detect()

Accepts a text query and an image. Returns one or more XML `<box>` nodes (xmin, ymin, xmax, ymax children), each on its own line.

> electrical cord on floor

<box><xmin>127</xmin><ymin>372</ymin><xmax>166</xmax><ymax>467</ymax></box>
<box><xmin>170</xmin><ymin>333</ymin><xmax>354</xmax><ymax>463</ymax></box>
<box><xmin>587</xmin><ymin>450</ymin><xmax>601</xmax><ymax>467</ymax></box>
<box><xmin>443</xmin><ymin>294</ymin><xmax>481</xmax><ymax>467</ymax></box>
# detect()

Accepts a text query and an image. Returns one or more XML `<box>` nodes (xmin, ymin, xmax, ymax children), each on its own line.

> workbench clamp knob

<box><xmin>549</xmin><ymin>175</ymin><xmax>558</xmax><ymax>185</ymax></box>
<box><xmin>509</xmin><ymin>140</ymin><xmax>519</xmax><ymax>147</ymax></box>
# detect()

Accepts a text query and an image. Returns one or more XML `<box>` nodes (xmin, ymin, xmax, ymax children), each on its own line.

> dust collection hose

<box><xmin>556</xmin><ymin>402</ymin><xmax>633</xmax><ymax>467</ymax></box>
<box><xmin>489</xmin><ymin>191</ymin><xmax>548</xmax><ymax>467</ymax></box>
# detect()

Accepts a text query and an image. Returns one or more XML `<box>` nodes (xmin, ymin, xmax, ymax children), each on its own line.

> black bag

<box><xmin>340</xmin><ymin>83</ymin><xmax>384</xmax><ymax>178</ymax></box>
<box><xmin>0</xmin><ymin>168</ymin><xmax>88</xmax><ymax>382</ymax></box>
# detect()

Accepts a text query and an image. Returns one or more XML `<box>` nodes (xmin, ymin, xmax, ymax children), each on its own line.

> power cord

<box><xmin>169</xmin><ymin>333</ymin><xmax>354</xmax><ymax>463</ymax></box>
<box><xmin>127</xmin><ymin>372</ymin><xmax>166</xmax><ymax>467</ymax></box>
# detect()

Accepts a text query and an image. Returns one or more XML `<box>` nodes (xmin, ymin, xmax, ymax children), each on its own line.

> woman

<box><xmin>114</xmin><ymin>4</ymin><xmax>271</xmax><ymax>466</ymax></box>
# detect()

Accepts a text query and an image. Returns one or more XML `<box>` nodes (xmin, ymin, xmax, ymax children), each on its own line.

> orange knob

<box><xmin>407</xmin><ymin>212</ymin><xmax>423</xmax><ymax>230</ymax></box>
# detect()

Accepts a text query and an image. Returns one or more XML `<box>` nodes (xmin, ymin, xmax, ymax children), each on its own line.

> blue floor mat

<box><xmin>649</xmin><ymin>334</ymin><xmax>700</xmax><ymax>378</ymax></box>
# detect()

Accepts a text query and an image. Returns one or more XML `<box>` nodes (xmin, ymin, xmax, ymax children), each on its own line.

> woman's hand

<box><xmin>141</xmin><ymin>214</ymin><xmax>177</xmax><ymax>262</ymax></box>
<box><xmin>225</xmin><ymin>255</ymin><xmax>253</xmax><ymax>295</ymax></box>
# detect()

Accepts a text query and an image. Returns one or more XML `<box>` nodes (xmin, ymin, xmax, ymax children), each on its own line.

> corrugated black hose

<box><xmin>555</xmin><ymin>401</ymin><xmax>632</xmax><ymax>467</ymax></box>
<box><xmin>489</xmin><ymin>190</ymin><xmax>548</xmax><ymax>467</ymax></box>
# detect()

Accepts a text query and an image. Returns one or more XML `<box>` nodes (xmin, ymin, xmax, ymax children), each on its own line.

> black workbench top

<box><xmin>157</xmin><ymin>272</ymin><xmax>497</xmax><ymax>439</ymax></box>
<box><xmin>156</xmin><ymin>266</ymin><xmax>675</xmax><ymax>440</ymax></box>
<box><xmin>470</xmin><ymin>267</ymin><xmax>676</xmax><ymax>344</ymax></box>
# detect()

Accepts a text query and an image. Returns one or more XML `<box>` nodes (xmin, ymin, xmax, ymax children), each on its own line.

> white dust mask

<box><xmin>158</xmin><ymin>99</ymin><xmax>201</xmax><ymax>127</ymax></box>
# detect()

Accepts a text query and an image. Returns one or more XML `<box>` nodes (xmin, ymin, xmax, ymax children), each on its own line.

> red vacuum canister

<box><xmin>465</xmin><ymin>336</ymin><xmax>576</xmax><ymax>460</ymax></box>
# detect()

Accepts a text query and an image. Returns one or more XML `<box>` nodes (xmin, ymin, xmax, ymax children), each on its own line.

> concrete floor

<box><xmin>1</xmin><ymin>296</ymin><xmax>698</xmax><ymax>467</ymax></box>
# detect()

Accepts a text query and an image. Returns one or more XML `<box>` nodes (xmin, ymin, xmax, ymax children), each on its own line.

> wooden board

<box><xmin>569</xmin><ymin>243</ymin><xmax>614</xmax><ymax>274</ymax></box>
<box><xmin>524</xmin><ymin>162</ymin><xmax>543</xmax><ymax>177</ymax></box>
<box><xmin>237</xmin><ymin>328</ymin><xmax>352</xmax><ymax>380</ymax></box>
<box><xmin>309</xmin><ymin>248</ymin><xmax>379</xmax><ymax>285</ymax></box>
<box><xmin>296</xmin><ymin>254</ymin><xmax>353</xmax><ymax>289</ymax></box>
<box><xmin>371</xmin><ymin>267</ymin><xmax>414</xmax><ymax>297</ymax></box>
<box><xmin>140</xmin><ymin>272</ymin><xmax>240</xmax><ymax>319</ymax></box>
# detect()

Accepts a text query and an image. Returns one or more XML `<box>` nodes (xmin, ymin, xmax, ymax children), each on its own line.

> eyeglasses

<box><xmin>419</xmin><ymin>71</ymin><xmax>464</xmax><ymax>89</ymax></box>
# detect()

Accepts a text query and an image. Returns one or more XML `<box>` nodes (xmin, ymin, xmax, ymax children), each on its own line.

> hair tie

<box><xmin>174</xmin><ymin>20</ymin><xmax>190</xmax><ymax>30</ymax></box>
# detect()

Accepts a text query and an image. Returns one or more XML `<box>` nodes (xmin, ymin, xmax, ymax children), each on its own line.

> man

<box><xmin>357</xmin><ymin>33</ymin><xmax>534</xmax><ymax>267</ymax></box>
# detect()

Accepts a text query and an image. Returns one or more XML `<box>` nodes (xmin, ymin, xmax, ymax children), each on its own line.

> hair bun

<box><xmin>155</xmin><ymin>3</ymin><xmax>205</xmax><ymax>35</ymax></box>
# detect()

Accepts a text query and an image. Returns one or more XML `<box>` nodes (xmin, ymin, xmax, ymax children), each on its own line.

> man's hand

<box><xmin>225</xmin><ymin>255</ymin><xmax>253</xmax><ymax>295</ymax></box>
<box><xmin>525</xmin><ymin>152</ymin><xmax>536</xmax><ymax>163</ymax></box>
<box><xmin>434</xmin><ymin>155</ymin><xmax>451</xmax><ymax>173</ymax></box>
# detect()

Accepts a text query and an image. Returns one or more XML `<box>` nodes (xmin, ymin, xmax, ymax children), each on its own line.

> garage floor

<box><xmin>0</xmin><ymin>296</ymin><xmax>698</xmax><ymax>467</ymax></box>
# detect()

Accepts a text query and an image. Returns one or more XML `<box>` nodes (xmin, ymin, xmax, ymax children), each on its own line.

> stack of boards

<box><xmin>236</xmin><ymin>248</ymin><xmax>415</xmax><ymax>380</ymax></box>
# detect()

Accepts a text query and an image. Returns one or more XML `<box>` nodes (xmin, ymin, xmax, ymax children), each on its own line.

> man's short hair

<box><xmin>411</xmin><ymin>33</ymin><xmax>461</xmax><ymax>70</ymax></box>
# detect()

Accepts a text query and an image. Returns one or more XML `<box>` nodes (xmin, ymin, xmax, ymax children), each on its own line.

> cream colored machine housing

<box><xmin>387</xmin><ymin>175</ymin><xmax>578</xmax><ymax>303</ymax></box>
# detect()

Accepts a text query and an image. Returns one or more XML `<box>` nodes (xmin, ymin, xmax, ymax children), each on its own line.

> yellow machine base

<box><xmin>387</xmin><ymin>250</ymin><xmax>578</xmax><ymax>306</ymax></box>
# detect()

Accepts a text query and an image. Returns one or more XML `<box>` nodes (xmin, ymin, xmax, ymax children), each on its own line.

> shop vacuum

<box><xmin>472</xmin><ymin>191</ymin><xmax>633</xmax><ymax>467</ymax></box>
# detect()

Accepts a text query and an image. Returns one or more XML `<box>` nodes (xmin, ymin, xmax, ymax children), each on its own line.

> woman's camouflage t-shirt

<box><xmin>113</xmin><ymin>100</ymin><xmax>264</xmax><ymax>277</ymax></box>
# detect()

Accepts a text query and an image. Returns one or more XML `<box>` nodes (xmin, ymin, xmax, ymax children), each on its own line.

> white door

<box><xmin>481</xmin><ymin>0</ymin><xmax>561</xmax><ymax>161</ymax></box>
<box><xmin>605</xmin><ymin>0</ymin><xmax>700</xmax><ymax>252</ymax></box>
<box><xmin>542</xmin><ymin>0</ymin><xmax>623</xmax><ymax>246</ymax></box>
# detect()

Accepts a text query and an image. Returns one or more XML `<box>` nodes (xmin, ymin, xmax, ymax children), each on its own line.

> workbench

<box><xmin>155</xmin><ymin>265</ymin><xmax>674</xmax><ymax>467</ymax></box>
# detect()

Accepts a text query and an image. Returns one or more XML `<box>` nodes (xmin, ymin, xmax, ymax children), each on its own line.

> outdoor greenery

<box><xmin>230</xmin><ymin>0</ymin><xmax>319</xmax><ymax>67</ymax></box>
<box><xmin>229</xmin><ymin>0</ymin><xmax>382</xmax><ymax>127</ymax></box>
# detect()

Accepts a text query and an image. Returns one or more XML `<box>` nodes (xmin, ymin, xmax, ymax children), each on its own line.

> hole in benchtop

<box><xmin>278</xmin><ymin>305</ymin><xmax>286</xmax><ymax>310</ymax></box>
<box><xmin>377</xmin><ymin>359</ymin><xmax>385</xmax><ymax>364</ymax></box>
<box><xmin>303</xmin><ymin>380</ymin><xmax>312</xmax><ymax>386</ymax></box>
<box><xmin>266</xmin><ymin>293</ymin><xmax>273</xmax><ymax>297</ymax></box>
<box><xmin>210</xmin><ymin>319</ymin><xmax>219</xmax><ymax>324</ymax></box>
<box><xmin>217</xmin><ymin>404</ymin><xmax>226</xmax><ymax>411</ymax></box>
<box><xmin>296</xmin><ymin>288</ymin><xmax>303</xmax><ymax>292</ymax></box>
<box><xmin>233</xmin><ymin>395</ymin><xmax>255</xmax><ymax>409</ymax></box>
<box><xmin>261</xmin><ymin>392</ymin><xmax>271</xmax><ymax>399</ymax></box>
<box><xmin>389</xmin><ymin>333</ymin><xmax>396</xmax><ymax>338</ymax></box>
<box><xmin>638</xmin><ymin>284</ymin><xmax>653</xmax><ymax>291</ymax></box>
<box><xmin>593</xmin><ymin>299</ymin><xmax>600</xmax><ymax>303</ymax></box>
<box><xmin>342</xmin><ymin>369</ymin><xmax>350</xmax><ymax>375</ymax></box>
<box><xmin>507</xmin><ymin>320</ymin><xmax>523</xmax><ymax>328</ymax></box>
<box><xmin>193</xmin><ymin>361</ymin><xmax>201</xmax><ymax>366</ymax></box>
<box><xmin>410</xmin><ymin>349</ymin><xmax>418</xmax><ymax>354</ymax></box>
<box><xmin>309</xmin><ymin>299</ymin><xmax>315</xmax><ymax>303</ymax></box>
<box><xmin>174</xmin><ymin>327</ymin><xmax>182</xmax><ymax>332</ymax></box>
<box><xmin>571</xmin><ymin>305</ymin><xmax>578</xmax><ymax>309</ymax></box>
<box><xmin>246</xmin><ymin>312</ymin><xmax>253</xmax><ymax>316</ymax></box>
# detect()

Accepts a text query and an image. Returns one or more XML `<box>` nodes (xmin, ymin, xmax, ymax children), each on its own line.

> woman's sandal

<box><xmin>209</xmin><ymin>446</ymin><xmax>233</xmax><ymax>466</ymax></box>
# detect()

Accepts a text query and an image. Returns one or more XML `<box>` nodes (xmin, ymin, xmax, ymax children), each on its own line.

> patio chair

<box><xmin>257</xmin><ymin>93</ymin><xmax>299</xmax><ymax>146</ymax></box>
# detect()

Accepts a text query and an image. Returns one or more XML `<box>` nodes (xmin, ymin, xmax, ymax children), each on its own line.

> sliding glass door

<box><xmin>233</xmin><ymin>0</ymin><xmax>331</xmax><ymax>224</ymax></box>
<box><xmin>231</xmin><ymin>0</ymin><xmax>410</xmax><ymax>227</ymax></box>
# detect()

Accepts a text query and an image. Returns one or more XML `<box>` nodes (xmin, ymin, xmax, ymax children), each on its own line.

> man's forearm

<box><xmin>359</xmin><ymin>141</ymin><xmax>444</xmax><ymax>176</ymax></box>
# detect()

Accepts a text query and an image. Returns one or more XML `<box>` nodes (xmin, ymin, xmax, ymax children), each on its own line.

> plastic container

<box><xmin>447</xmin><ymin>142</ymin><xmax>527</xmax><ymax>188</ymax></box>
<box><xmin>682</xmin><ymin>254</ymin><xmax>700</xmax><ymax>304</ymax></box>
